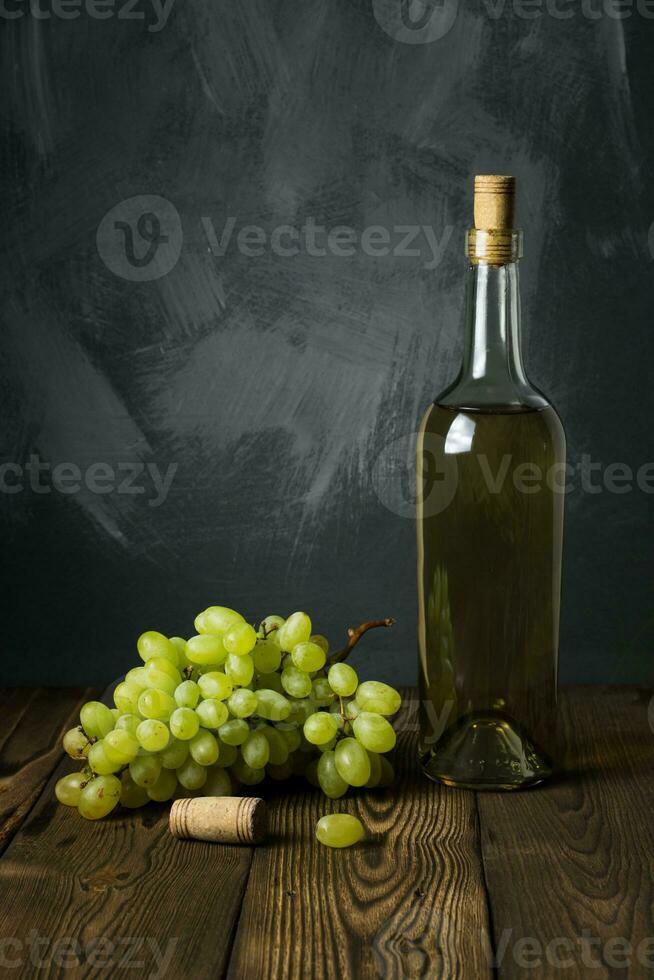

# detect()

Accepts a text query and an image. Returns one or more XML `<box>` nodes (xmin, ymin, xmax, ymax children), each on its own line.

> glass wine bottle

<box><xmin>416</xmin><ymin>175</ymin><xmax>565</xmax><ymax>790</ymax></box>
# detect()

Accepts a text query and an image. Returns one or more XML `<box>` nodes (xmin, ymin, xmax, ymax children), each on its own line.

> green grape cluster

<box><xmin>55</xmin><ymin>606</ymin><xmax>401</xmax><ymax>820</ymax></box>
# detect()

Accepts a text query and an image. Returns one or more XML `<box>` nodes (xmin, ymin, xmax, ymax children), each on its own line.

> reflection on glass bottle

<box><xmin>417</xmin><ymin>176</ymin><xmax>565</xmax><ymax>790</ymax></box>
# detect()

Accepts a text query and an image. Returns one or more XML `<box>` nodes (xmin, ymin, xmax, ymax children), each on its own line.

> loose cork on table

<box><xmin>169</xmin><ymin>795</ymin><xmax>268</xmax><ymax>845</ymax></box>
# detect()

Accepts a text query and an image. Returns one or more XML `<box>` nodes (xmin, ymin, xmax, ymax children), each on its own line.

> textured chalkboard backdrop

<box><xmin>1</xmin><ymin>0</ymin><xmax>653</xmax><ymax>686</ymax></box>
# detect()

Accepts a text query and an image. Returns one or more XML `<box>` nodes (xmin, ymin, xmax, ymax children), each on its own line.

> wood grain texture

<box><xmin>477</xmin><ymin>686</ymin><xmax>654</xmax><ymax>979</ymax></box>
<box><xmin>0</xmin><ymin>690</ymin><xmax>254</xmax><ymax>979</ymax></box>
<box><xmin>1</xmin><ymin>686</ymin><xmax>652</xmax><ymax>980</ymax></box>
<box><xmin>227</xmin><ymin>688</ymin><xmax>493</xmax><ymax>980</ymax></box>
<box><xmin>0</xmin><ymin>687</ymin><xmax>96</xmax><ymax>856</ymax></box>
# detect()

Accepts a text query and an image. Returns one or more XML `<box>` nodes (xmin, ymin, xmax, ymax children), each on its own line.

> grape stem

<box><xmin>328</xmin><ymin>618</ymin><xmax>396</xmax><ymax>665</ymax></box>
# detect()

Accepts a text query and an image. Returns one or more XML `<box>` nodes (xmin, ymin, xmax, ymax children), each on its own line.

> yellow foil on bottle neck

<box><xmin>466</xmin><ymin>229</ymin><xmax>523</xmax><ymax>265</ymax></box>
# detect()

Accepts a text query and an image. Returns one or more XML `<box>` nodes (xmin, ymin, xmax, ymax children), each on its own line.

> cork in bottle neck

<box><xmin>467</xmin><ymin>174</ymin><xmax>522</xmax><ymax>265</ymax></box>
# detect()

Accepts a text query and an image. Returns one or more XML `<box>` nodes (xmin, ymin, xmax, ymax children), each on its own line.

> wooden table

<box><xmin>0</xmin><ymin>687</ymin><xmax>652</xmax><ymax>978</ymax></box>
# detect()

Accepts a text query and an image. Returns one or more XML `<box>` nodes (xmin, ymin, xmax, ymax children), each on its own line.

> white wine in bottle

<box><xmin>416</xmin><ymin>176</ymin><xmax>565</xmax><ymax>790</ymax></box>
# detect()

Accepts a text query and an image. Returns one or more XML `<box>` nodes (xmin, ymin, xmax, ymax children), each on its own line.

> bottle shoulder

<box><xmin>435</xmin><ymin>375</ymin><xmax>553</xmax><ymax>413</ymax></box>
<box><xmin>419</xmin><ymin>399</ymin><xmax>566</xmax><ymax>456</ymax></box>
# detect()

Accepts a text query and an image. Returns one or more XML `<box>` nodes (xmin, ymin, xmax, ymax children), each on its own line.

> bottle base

<box><xmin>420</xmin><ymin>712</ymin><xmax>552</xmax><ymax>791</ymax></box>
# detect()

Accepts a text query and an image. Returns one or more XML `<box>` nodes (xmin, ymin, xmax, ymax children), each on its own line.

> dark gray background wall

<box><xmin>1</xmin><ymin>0</ymin><xmax>652</xmax><ymax>687</ymax></box>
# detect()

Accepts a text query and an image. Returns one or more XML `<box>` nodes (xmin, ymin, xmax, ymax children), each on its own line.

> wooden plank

<box><xmin>477</xmin><ymin>687</ymin><xmax>654</xmax><ymax>979</ymax></box>
<box><xmin>227</xmin><ymin>688</ymin><xmax>493</xmax><ymax>980</ymax></box>
<box><xmin>0</xmin><ymin>700</ymin><xmax>255</xmax><ymax>978</ymax></box>
<box><xmin>0</xmin><ymin>687</ymin><xmax>96</xmax><ymax>856</ymax></box>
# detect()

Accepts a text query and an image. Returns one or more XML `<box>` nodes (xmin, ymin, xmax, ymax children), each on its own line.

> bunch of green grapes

<box><xmin>55</xmin><ymin>607</ymin><xmax>401</xmax><ymax>820</ymax></box>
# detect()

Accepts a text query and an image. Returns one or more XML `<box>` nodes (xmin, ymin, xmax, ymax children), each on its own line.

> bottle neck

<box><xmin>440</xmin><ymin>260</ymin><xmax>545</xmax><ymax>410</ymax></box>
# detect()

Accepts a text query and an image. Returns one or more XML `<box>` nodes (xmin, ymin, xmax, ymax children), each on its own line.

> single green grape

<box><xmin>186</xmin><ymin>634</ymin><xmax>227</xmax><ymax>666</ymax></box>
<box><xmin>189</xmin><ymin>730</ymin><xmax>220</xmax><ymax>766</ymax></box>
<box><xmin>80</xmin><ymin>701</ymin><xmax>115</xmax><ymax>739</ymax></box>
<box><xmin>225</xmin><ymin>653</ymin><xmax>254</xmax><ymax>686</ymax></box>
<box><xmin>281</xmin><ymin>665</ymin><xmax>312</xmax><ymax>698</ymax></box>
<box><xmin>288</xmin><ymin>698</ymin><xmax>316</xmax><ymax>724</ymax></box>
<box><xmin>311</xmin><ymin>677</ymin><xmax>335</xmax><ymax>707</ymax></box>
<box><xmin>115</xmin><ymin>713</ymin><xmax>141</xmax><ymax>736</ymax></box>
<box><xmin>310</xmin><ymin>634</ymin><xmax>330</xmax><ymax>655</ymax></box>
<box><xmin>196</xmin><ymin>698</ymin><xmax>229</xmax><ymax>730</ymax></box>
<box><xmin>55</xmin><ymin>772</ymin><xmax>87</xmax><ymax>806</ymax></box>
<box><xmin>253</xmin><ymin>639</ymin><xmax>282</xmax><ymax>673</ymax></box>
<box><xmin>291</xmin><ymin>641</ymin><xmax>326</xmax><ymax>673</ymax></box>
<box><xmin>214</xmin><ymin>740</ymin><xmax>238</xmax><ymax>768</ymax></box>
<box><xmin>355</xmin><ymin>681</ymin><xmax>401</xmax><ymax>716</ymax></box>
<box><xmin>174</xmin><ymin>679</ymin><xmax>200</xmax><ymax>708</ymax></box>
<box><xmin>198</xmin><ymin>671</ymin><xmax>233</xmax><ymax>701</ymax></box>
<box><xmin>345</xmin><ymin>700</ymin><xmax>361</xmax><ymax>721</ymax></box>
<box><xmin>230</xmin><ymin>756</ymin><xmax>265</xmax><ymax>786</ymax></box>
<box><xmin>169</xmin><ymin>707</ymin><xmax>200</xmax><ymax>741</ymax></box>
<box><xmin>136</xmin><ymin>719</ymin><xmax>170</xmax><ymax>753</ymax></box>
<box><xmin>328</xmin><ymin>663</ymin><xmax>359</xmax><ymax>697</ymax></box>
<box><xmin>138</xmin><ymin>688</ymin><xmax>176</xmax><ymax>721</ymax></box>
<box><xmin>129</xmin><ymin>755</ymin><xmax>162</xmax><ymax>788</ymax></box>
<box><xmin>218</xmin><ymin>718</ymin><xmax>250</xmax><ymax>746</ymax></box>
<box><xmin>304</xmin><ymin>711</ymin><xmax>339</xmax><ymax>746</ymax></box>
<box><xmin>316</xmin><ymin>814</ymin><xmax>364</xmax><ymax>848</ymax></box>
<box><xmin>260</xmin><ymin>725</ymin><xmax>289</xmax><ymax>765</ymax></box>
<box><xmin>258</xmin><ymin>614</ymin><xmax>284</xmax><ymax>639</ymax></box>
<box><xmin>160</xmin><ymin>737</ymin><xmax>189</xmax><ymax>770</ymax></box>
<box><xmin>365</xmin><ymin>751</ymin><xmax>382</xmax><ymax>788</ymax></box>
<box><xmin>255</xmin><ymin>689</ymin><xmax>291</xmax><ymax>722</ymax></box>
<box><xmin>120</xmin><ymin>771</ymin><xmax>150</xmax><ymax>808</ymax></box>
<box><xmin>137</xmin><ymin>631</ymin><xmax>179</xmax><ymax>666</ymax></box>
<box><xmin>334</xmin><ymin>737</ymin><xmax>371</xmax><ymax>786</ymax></box>
<box><xmin>279</xmin><ymin>727</ymin><xmax>302</xmax><ymax>753</ymax></box>
<box><xmin>241</xmin><ymin>731</ymin><xmax>270</xmax><ymax>769</ymax></box>
<box><xmin>226</xmin><ymin>689</ymin><xmax>258</xmax><ymax>721</ymax></box>
<box><xmin>113</xmin><ymin>682</ymin><xmax>141</xmax><ymax>714</ymax></box>
<box><xmin>224</xmin><ymin>622</ymin><xmax>257</xmax><ymax>657</ymax></box>
<box><xmin>103</xmin><ymin>729</ymin><xmax>140</xmax><ymax>765</ymax></box>
<box><xmin>203</xmin><ymin>767</ymin><xmax>232</xmax><ymax>797</ymax></box>
<box><xmin>255</xmin><ymin>670</ymin><xmax>284</xmax><ymax>694</ymax></box>
<box><xmin>168</xmin><ymin>636</ymin><xmax>188</xmax><ymax>662</ymax></box>
<box><xmin>194</xmin><ymin>606</ymin><xmax>244</xmax><ymax>635</ymax></box>
<box><xmin>352</xmin><ymin>712</ymin><xmax>397</xmax><ymax>753</ymax></box>
<box><xmin>88</xmin><ymin>741</ymin><xmax>122</xmax><ymax>775</ymax></box>
<box><xmin>144</xmin><ymin>658</ymin><xmax>181</xmax><ymax>695</ymax></box>
<box><xmin>317</xmin><ymin>751</ymin><xmax>349</xmax><ymax>799</ymax></box>
<box><xmin>147</xmin><ymin>769</ymin><xmax>178</xmax><ymax>802</ymax></box>
<box><xmin>125</xmin><ymin>666</ymin><xmax>149</xmax><ymax>691</ymax></box>
<box><xmin>176</xmin><ymin>757</ymin><xmax>207</xmax><ymax>791</ymax></box>
<box><xmin>63</xmin><ymin>727</ymin><xmax>91</xmax><ymax>760</ymax></box>
<box><xmin>78</xmin><ymin>775</ymin><xmax>121</xmax><ymax>820</ymax></box>
<box><xmin>277</xmin><ymin>611</ymin><xmax>312</xmax><ymax>652</ymax></box>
